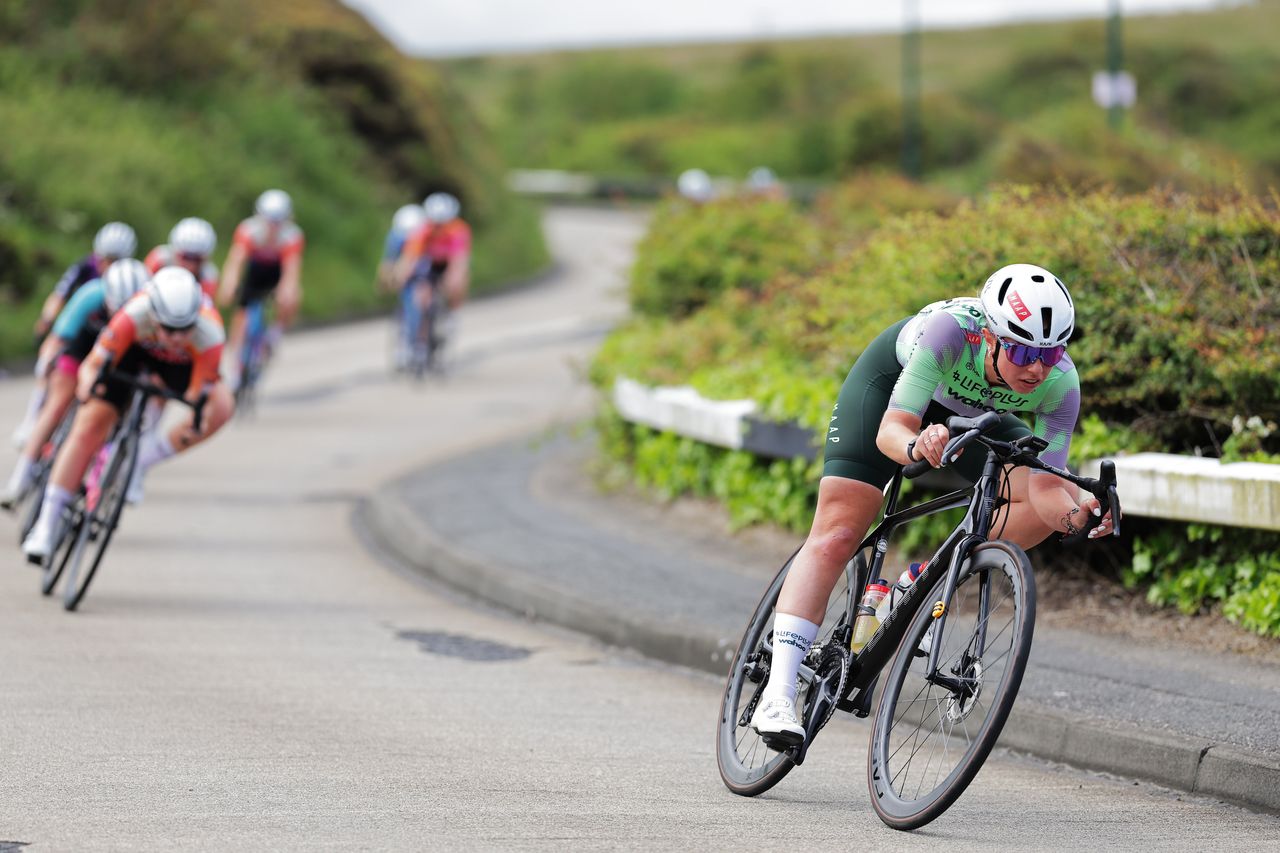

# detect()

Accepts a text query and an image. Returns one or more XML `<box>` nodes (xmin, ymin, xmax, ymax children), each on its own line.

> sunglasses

<box><xmin>998</xmin><ymin>338</ymin><xmax>1066</xmax><ymax>367</ymax></box>
<box><xmin>160</xmin><ymin>322</ymin><xmax>196</xmax><ymax>334</ymax></box>
<box><xmin>177</xmin><ymin>252</ymin><xmax>206</xmax><ymax>263</ymax></box>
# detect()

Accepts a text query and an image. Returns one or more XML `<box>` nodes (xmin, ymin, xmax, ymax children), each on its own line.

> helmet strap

<box><xmin>985</xmin><ymin>329</ymin><xmax>1011</xmax><ymax>389</ymax></box>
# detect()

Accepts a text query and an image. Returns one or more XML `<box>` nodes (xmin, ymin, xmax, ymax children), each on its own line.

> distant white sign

<box><xmin>1092</xmin><ymin>70</ymin><xmax>1137</xmax><ymax>109</ymax></box>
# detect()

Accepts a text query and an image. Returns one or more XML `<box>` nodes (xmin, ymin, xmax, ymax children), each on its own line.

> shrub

<box><xmin>628</xmin><ymin>196</ymin><xmax>822</xmax><ymax>318</ymax></box>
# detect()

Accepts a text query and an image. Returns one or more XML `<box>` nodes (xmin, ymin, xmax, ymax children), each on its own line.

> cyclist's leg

<box><xmin>22</xmin><ymin>396</ymin><xmax>120</xmax><ymax>559</ymax></box>
<box><xmin>754</xmin><ymin>319</ymin><xmax>910</xmax><ymax>736</ymax></box>
<box><xmin>12</xmin><ymin>336</ymin><xmax>62</xmax><ymax>446</ymax></box>
<box><xmin>131</xmin><ymin>362</ymin><xmax>233</xmax><ymax>488</ymax></box>
<box><xmin>5</xmin><ymin>358</ymin><xmax>78</xmax><ymax>497</ymax></box>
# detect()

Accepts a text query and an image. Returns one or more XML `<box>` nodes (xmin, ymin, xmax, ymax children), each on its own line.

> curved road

<box><xmin>1</xmin><ymin>207</ymin><xmax>1275</xmax><ymax>849</ymax></box>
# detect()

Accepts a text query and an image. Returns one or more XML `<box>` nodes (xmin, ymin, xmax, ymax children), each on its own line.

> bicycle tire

<box><xmin>717</xmin><ymin>549</ymin><xmax>860</xmax><ymax>797</ymax></box>
<box><xmin>41</xmin><ymin>502</ymin><xmax>83</xmax><ymax>596</ymax></box>
<box><xmin>62</xmin><ymin>432</ymin><xmax>137</xmax><ymax>612</ymax></box>
<box><xmin>867</xmin><ymin>540</ymin><xmax>1035</xmax><ymax>830</ymax></box>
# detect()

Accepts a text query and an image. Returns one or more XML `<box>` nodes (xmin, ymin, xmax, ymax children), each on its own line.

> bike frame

<box><xmin>835</xmin><ymin>432</ymin><xmax>1110</xmax><ymax>709</ymax></box>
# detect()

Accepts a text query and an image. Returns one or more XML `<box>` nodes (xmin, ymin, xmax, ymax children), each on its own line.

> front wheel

<box><xmin>867</xmin><ymin>540</ymin><xmax>1035</xmax><ymax>830</ymax></box>
<box><xmin>61</xmin><ymin>432</ymin><xmax>137</xmax><ymax>612</ymax></box>
<box><xmin>716</xmin><ymin>549</ymin><xmax>860</xmax><ymax>797</ymax></box>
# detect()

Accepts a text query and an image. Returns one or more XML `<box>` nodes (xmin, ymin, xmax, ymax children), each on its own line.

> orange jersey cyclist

<box><xmin>21</xmin><ymin>268</ymin><xmax>236</xmax><ymax>563</ymax></box>
<box><xmin>144</xmin><ymin>217</ymin><xmax>221</xmax><ymax>299</ymax></box>
<box><xmin>393</xmin><ymin>191</ymin><xmax>471</xmax><ymax>347</ymax></box>
<box><xmin>216</xmin><ymin>189</ymin><xmax>305</xmax><ymax>390</ymax></box>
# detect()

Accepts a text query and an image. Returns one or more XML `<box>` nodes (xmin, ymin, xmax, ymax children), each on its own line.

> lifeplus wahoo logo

<box><xmin>1008</xmin><ymin>291</ymin><xmax>1032</xmax><ymax>321</ymax></box>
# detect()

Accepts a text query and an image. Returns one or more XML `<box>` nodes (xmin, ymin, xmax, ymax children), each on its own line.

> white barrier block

<box><xmin>1081</xmin><ymin>453</ymin><xmax>1280</xmax><ymax>531</ymax></box>
<box><xmin>614</xmin><ymin>378</ymin><xmax>756</xmax><ymax>450</ymax></box>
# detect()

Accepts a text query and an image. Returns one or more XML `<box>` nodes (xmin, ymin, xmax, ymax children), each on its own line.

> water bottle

<box><xmin>877</xmin><ymin>561</ymin><xmax>926</xmax><ymax>623</ymax></box>
<box><xmin>850</xmin><ymin>579</ymin><xmax>891</xmax><ymax>653</ymax></box>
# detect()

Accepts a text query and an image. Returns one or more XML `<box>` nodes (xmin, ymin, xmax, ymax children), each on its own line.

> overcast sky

<box><xmin>341</xmin><ymin>0</ymin><xmax>1246</xmax><ymax>56</ymax></box>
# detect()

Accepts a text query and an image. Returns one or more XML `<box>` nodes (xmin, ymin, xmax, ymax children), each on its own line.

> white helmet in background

<box><xmin>102</xmin><ymin>259</ymin><xmax>151</xmax><ymax>313</ymax></box>
<box><xmin>93</xmin><ymin>222</ymin><xmax>137</xmax><ymax>260</ymax></box>
<box><xmin>677</xmin><ymin>168</ymin><xmax>713</xmax><ymax>202</ymax></box>
<box><xmin>979</xmin><ymin>263</ymin><xmax>1075</xmax><ymax>347</ymax></box>
<box><xmin>168</xmin><ymin>217</ymin><xmax>217</xmax><ymax>257</ymax></box>
<box><xmin>392</xmin><ymin>204</ymin><xmax>427</xmax><ymax>234</ymax></box>
<box><xmin>423</xmin><ymin>192</ymin><xmax>460</xmax><ymax>224</ymax></box>
<box><xmin>146</xmin><ymin>266</ymin><xmax>203</xmax><ymax>329</ymax></box>
<box><xmin>746</xmin><ymin>166</ymin><xmax>778</xmax><ymax>192</ymax></box>
<box><xmin>255</xmin><ymin>189</ymin><xmax>293</xmax><ymax>223</ymax></box>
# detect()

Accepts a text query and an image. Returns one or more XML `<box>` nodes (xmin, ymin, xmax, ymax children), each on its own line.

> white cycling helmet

<box><xmin>677</xmin><ymin>168</ymin><xmax>713</xmax><ymax>202</ymax></box>
<box><xmin>93</xmin><ymin>222</ymin><xmax>137</xmax><ymax>260</ymax></box>
<box><xmin>146</xmin><ymin>266</ymin><xmax>203</xmax><ymax>329</ymax></box>
<box><xmin>392</xmin><ymin>204</ymin><xmax>427</xmax><ymax>234</ymax></box>
<box><xmin>168</xmin><ymin>217</ymin><xmax>217</xmax><ymax>257</ymax></box>
<box><xmin>102</xmin><ymin>259</ymin><xmax>151</xmax><ymax>313</ymax></box>
<box><xmin>423</xmin><ymin>192</ymin><xmax>460</xmax><ymax>224</ymax></box>
<box><xmin>979</xmin><ymin>263</ymin><xmax>1075</xmax><ymax>347</ymax></box>
<box><xmin>746</xmin><ymin>166</ymin><xmax>778</xmax><ymax>192</ymax></box>
<box><xmin>255</xmin><ymin>188</ymin><xmax>293</xmax><ymax>222</ymax></box>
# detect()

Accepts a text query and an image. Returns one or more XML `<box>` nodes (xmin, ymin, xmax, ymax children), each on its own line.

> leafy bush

<box><xmin>628</xmin><ymin>196</ymin><xmax>822</xmax><ymax>318</ymax></box>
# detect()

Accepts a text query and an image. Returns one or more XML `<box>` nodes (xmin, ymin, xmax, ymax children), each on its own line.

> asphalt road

<box><xmin>1</xmin><ymin>207</ymin><xmax>1276</xmax><ymax>850</ymax></box>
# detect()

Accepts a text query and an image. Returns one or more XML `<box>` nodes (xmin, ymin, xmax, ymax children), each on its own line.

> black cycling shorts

<box><xmin>98</xmin><ymin>346</ymin><xmax>192</xmax><ymax>413</ymax></box>
<box><xmin>237</xmin><ymin>260</ymin><xmax>283</xmax><ymax>308</ymax></box>
<box><xmin>822</xmin><ymin>317</ymin><xmax>1031</xmax><ymax>488</ymax></box>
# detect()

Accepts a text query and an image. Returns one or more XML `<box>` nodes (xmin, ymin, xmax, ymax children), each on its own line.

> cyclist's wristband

<box><xmin>906</xmin><ymin>439</ymin><xmax>919</xmax><ymax>462</ymax></box>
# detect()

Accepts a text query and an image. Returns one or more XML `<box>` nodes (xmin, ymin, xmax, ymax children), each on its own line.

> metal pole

<box><xmin>902</xmin><ymin>0</ymin><xmax>922</xmax><ymax>177</ymax></box>
<box><xmin>1107</xmin><ymin>0</ymin><xmax>1123</xmax><ymax>130</ymax></box>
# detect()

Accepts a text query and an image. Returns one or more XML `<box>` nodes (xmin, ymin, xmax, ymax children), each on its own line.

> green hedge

<box><xmin>591</xmin><ymin>183</ymin><xmax>1280</xmax><ymax>636</ymax></box>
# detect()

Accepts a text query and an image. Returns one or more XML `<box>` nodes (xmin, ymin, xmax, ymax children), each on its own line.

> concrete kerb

<box><xmin>358</xmin><ymin>477</ymin><xmax>1280</xmax><ymax>817</ymax></box>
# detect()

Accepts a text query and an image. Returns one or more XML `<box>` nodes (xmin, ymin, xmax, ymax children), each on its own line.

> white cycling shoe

<box><xmin>750</xmin><ymin>695</ymin><xmax>805</xmax><ymax>748</ymax></box>
<box><xmin>22</xmin><ymin>518</ymin><xmax>56</xmax><ymax>565</ymax></box>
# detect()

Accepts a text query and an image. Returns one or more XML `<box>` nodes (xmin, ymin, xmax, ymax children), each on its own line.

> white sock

<box><xmin>35</xmin><ymin>484</ymin><xmax>73</xmax><ymax>532</ymax></box>
<box><xmin>6</xmin><ymin>455</ymin><xmax>35</xmax><ymax>493</ymax></box>
<box><xmin>136</xmin><ymin>428</ymin><xmax>176</xmax><ymax>472</ymax></box>
<box><xmin>765</xmin><ymin>614</ymin><xmax>820</xmax><ymax>704</ymax></box>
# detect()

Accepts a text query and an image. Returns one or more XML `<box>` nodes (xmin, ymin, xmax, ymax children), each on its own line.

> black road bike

<box><xmin>716</xmin><ymin>410</ymin><xmax>1121</xmax><ymax>830</ymax></box>
<box><xmin>40</xmin><ymin>370</ymin><xmax>205</xmax><ymax>612</ymax></box>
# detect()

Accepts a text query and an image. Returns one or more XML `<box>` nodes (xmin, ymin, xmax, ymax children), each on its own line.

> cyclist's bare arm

<box><xmin>217</xmin><ymin>242</ymin><xmax>248</xmax><ymax>307</ymax></box>
<box><xmin>877</xmin><ymin>409</ymin><xmax>950</xmax><ymax>467</ymax></box>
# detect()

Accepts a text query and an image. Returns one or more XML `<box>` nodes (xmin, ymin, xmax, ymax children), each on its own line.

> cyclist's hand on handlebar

<box><xmin>915</xmin><ymin>423</ymin><xmax>955</xmax><ymax>468</ymax></box>
<box><xmin>1078</xmin><ymin>495</ymin><xmax>1119</xmax><ymax>539</ymax></box>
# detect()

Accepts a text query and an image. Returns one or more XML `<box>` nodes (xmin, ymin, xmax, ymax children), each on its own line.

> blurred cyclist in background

<box><xmin>217</xmin><ymin>189</ymin><xmax>305</xmax><ymax>391</ymax></box>
<box><xmin>394</xmin><ymin>191</ymin><xmax>471</xmax><ymax>348</ymax></box>
<box><xmin>378</xmin><ymin>203</ymin><xmax>427</xmax><ymax>293</ymax></box>
<box><xmin>145</xmin><ymin>217</ymin><xmax>220</xmax><ymax>299</ymax></box>
<box><xmin>15</xmin><ymin>223</ymin><xmax>138</xmax><ymax>449</ymax></box>
<box><xmin>676</xmin><ymin>168</ymin><xmax>714</xmax><ymax>203</ymax></box>
<box><xmin>2</xmin><ymin>260</ymin><xmax>150</xmax><ymax>509</ymax></box>
<box><xmin>22</xmin><ymin>267</ymin><xmax>234</xmax><ymax>562</ymax></box>
<box><xmin>744</xmin><ymin>166</ymin><xmax>786</xmax><ymax>200</ymax></box>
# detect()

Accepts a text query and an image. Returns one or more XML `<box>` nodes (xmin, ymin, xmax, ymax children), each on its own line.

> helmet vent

<box><xmin>1056</xmin><ymin>328</ymin><xmax>1071</xmax><ymax>343</ymax></box>
<box><xmin>998</xmin><ymin>277</ymin><xmax>1013</xmax><ymax>304</ymax></box>
<box><xmin>1008</xmin><ymin>321</ymin><xmax>1031</xmax><ymax>341</ymax></box>
<box><xmin>1041</xmin><ymin>307</ymin><xmax>1053</xmax><ymax>339</ymax></box>
<box><xmin>1031</xmin><ymin>274</ymin><xmax>1045</xmax><ymax>282</ymax></box>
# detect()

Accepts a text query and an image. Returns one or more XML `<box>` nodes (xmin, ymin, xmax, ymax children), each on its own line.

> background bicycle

<box><xmin>717</xmin><ymin>411</ymin><xmax>1120</xmax><ymax>830</ymax></box>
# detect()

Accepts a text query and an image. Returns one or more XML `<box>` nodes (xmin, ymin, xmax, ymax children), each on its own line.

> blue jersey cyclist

<box><xmin>750</xmin><ymin>263</ymin><xmax>1117</xmax><ymax>747</ymax></box>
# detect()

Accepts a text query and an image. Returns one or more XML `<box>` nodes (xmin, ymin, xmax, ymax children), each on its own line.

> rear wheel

<box><xmin>867</xmin><ymin>540</ymin><xmax>1035</xmax><ymax>830</ymax></box>
<box><xmin>717</xmin><ymin>549</ymin><xmax>861</xmax><ymax>796</ymax></box>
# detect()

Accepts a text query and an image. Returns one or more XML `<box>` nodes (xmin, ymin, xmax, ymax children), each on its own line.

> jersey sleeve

<box><xmin>143</xmin><ymin>246</ymin><xmax>166</xmax><ymax>274</ymax></box>
<box><xmin>1031</xmin><ymin>372</ymin><xmax>1081</xmax><ymax>473</ymax></box>
<box><xmin>888</xmin><ymin>311</ymin><xmax>968</xmax><ymax>417</ymax></box>
<box><xmin>232</xmin><ymin>220</ymin><xmax>253</xmax><ymax>249</ymax></box>
<box><xmin>51</xmin><ymin>259</ymin><xmax>87</xmax><ymax>299</ymax></box>
<box><xmin>52</xmin><ymin>282</ymin><xmax>105</xmax><ymax>339</ymax></box>
<box><xmin>280</xmin><ymin>226</ymin><xmax>305</xmax><ymax>262</ymax></box>
<box><xmin>447</xmin><ymin>222</ymin><xmax>471</xmax><ymax>257</ymax></box>
<box><xmin>95</xmin><ymin>306</ymin><xmax>140</xmax><ymax>362</ymax></box>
